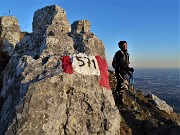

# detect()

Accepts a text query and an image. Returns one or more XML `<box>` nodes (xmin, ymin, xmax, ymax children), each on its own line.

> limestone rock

<box><xmin>71</xmin><ymin>20</ymin><xmax>90</xmax><ymax>34</ymax></box>
<box><xmin>0</xmin><ymin>5</ymin><xmax>121</xmax><ymax>135</ymax></box>
<box><xmin>70</xmin><ymin>20</ymin><xmax>105</xmax><ymax>57</ymax></box>
<box><xmin>149</xmin><ymin>93</ymin><xmax>173</xmax><ymax>114</ymax></box>
<box><xmin>0</xmin><ymin>16</ymin><xmax>20</xmax><ymax>76</ymax></box>
<box><xmin>0</xmin><ymin>16</ymin><xmax>20</xmax><ymax>56</ymax></box>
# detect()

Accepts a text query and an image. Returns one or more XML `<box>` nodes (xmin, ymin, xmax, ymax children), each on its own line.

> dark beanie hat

<box><xmin>118</xmin><ymin>41</ymin><xmax>127</xmax><ymax>49</ymax></box>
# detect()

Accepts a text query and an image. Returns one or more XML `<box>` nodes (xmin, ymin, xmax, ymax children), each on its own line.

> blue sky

<box><xmin>0</xmin><ymin>0</ymin><xmax>179</xmax><ymax>69</ymax></box>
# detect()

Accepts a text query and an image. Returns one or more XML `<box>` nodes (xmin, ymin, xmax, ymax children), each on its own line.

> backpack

<box><xmin>112</xmin><ymin>53</ymin><xmax>117</xmax><ymax>69</ymax></box>
<box><xmin>112</xmin><ymin>50</ymin><xmax>125</xmax><ymax>69</ymax></box>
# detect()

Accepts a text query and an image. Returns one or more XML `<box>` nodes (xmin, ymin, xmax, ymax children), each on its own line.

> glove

<box><xmin>129</xmin><ymin>67</ymin><xmax>134</xmax><ymax>73</ymax></box>
<box><xmin>127</xmin><ymin>72</ymin><xmax>132</xmax><ymax>79</ymax></box>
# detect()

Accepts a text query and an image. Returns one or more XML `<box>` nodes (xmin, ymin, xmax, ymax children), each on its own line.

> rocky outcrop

<box><xmin>0</xmin><ymin>5</ymin><xmax>121</xmax><ymax>135</ymax></box>
<box><xmin>0</xmin><ymin>16</ymin><xmax>21</xmax><ymax>90</ymax></box>
<box><xmin>148</xmin><ymin>93</ymin><xmax>173</xmax><ymax>114</ymax></box>
<box><xmin>0</xmin><ymin>16</ymin><xmax>21</xmax><ymax>107</ymax></box>
<box><xmin>109</xmin><ymin>71</ymin><xmax>180</xmax><ymax>135</ymax></box>
<box><xmin>0</xmin><ymin>16</ymin><xmax>20</xmax><ymax>56</ymax></box>
<box><xmin>1</xmin><ymin>4</ymin><xmax>179</xmax><ymax>135</ymax></box>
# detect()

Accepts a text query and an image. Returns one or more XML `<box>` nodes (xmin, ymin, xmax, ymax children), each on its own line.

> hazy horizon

<box><xmin>108</xmin><ymin>66</ymin><xmax>180</xmax><ymax>71</ymax></box>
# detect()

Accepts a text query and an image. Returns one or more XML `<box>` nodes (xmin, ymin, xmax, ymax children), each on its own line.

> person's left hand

<box><xmin>129</xmin><ymin>67</ymin><xmax>134</xmax><ymax>73</ymax></box>
<box><xmin>127</xmin><ymin>72</ymin><xmax>132</xmax><ymax>79</ymax></box>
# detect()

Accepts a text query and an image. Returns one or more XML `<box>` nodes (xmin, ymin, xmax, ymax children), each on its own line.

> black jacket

<box><xmin>115</xmin><ymin>50</ymin><xmax>130</xmax><ymax>75</ymax></box>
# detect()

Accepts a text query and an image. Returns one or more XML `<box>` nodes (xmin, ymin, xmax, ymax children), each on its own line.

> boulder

<box><xmin>0</xmin><ymin>5</ymin><xmax>121</xmax><ymax>135</ymax></box>
<box><xmin>149</xmin><ymin>93</ymin><xmax>173</xmax><ymax>114</ymax></box>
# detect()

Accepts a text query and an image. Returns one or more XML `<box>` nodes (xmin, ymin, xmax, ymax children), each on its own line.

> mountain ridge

<box><xmin>0</xmin><ymin>5</ymin><xmax>179</xmax><ymax>135</ymax></box>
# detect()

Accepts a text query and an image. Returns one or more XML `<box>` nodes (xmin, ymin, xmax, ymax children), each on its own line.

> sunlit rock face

<box><xmin>149</xmin><ymin>94</ymin><xmax>173</xmax><ymax>114</ymax></box>
<box><xmin>0</xmin><ymin>16</ymin><xmax>20</xmax><ymax>80</ymax></box>
<box><xmin>0</xmin><ymin>5</ymin><xmax>121</xmax><ymax>135</ymax></box>
<box><xmin>0</xmin><ymin>16</ymin><xmax>20</xmax><ymax>56</ymax></box>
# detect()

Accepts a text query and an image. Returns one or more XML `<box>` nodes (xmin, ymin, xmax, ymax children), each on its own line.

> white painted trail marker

<box><xmin>72</xmin><ymin>53</ymin><xmax>100</xmax><ymax>75</ymax></box>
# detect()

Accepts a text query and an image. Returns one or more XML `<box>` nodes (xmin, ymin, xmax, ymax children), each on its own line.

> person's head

<box><xmin>118</xmin><ymin>41</ymin><xmax>128</xmax><ymax>51</ymax></box>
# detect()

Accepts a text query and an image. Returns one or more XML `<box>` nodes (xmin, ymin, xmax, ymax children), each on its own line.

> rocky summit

<box><xmin>0</xmin><ymin>5</ymin><xmax>120</xmax><ymax>135</ymax></box>
<box><xmin>109</xmin><ymin>71</ymin><xmax>180</xmax><ymax>135</ymax></box>
<box><xmin>0</xmin><ymin>4</ymin><xmax>179</xmax><ymax>135</ymax></box>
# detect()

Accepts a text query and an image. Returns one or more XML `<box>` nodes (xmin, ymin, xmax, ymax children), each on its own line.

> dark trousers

<box><xmin>115</xmin><ymin>70</ymin><xmax>125</xmax><ymax>105</ymax></box>
<box><xmin>115</xmin><ymin>69</ymin><xmax>124</xmax><ymax>93</ymax></box>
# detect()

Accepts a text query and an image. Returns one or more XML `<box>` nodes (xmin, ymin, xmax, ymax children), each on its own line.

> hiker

<box><xmin>112</xmin><ymin>41</ymin><xmax>134</xmax><ymax>104</ymax></box>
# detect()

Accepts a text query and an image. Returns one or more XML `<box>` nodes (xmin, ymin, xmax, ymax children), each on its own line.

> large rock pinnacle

<box><xmin>0</xmin><ymin>5</ymin><xmax>121</xmax><ymax>135</ymax></box>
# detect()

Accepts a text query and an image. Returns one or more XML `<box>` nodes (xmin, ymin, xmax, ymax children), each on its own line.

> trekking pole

<box><xmin>130</xmin><ymin>73</ymin><xmax>136</xmax><ymax>102</ymax></box>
